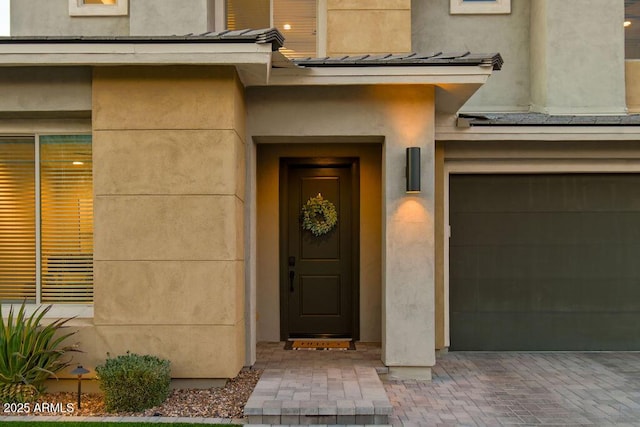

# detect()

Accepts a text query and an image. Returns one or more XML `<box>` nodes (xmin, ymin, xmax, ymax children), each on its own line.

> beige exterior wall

<box><xmin>626</xmin><ymin>61</ymin><xmax>640</xmax><ymax>113</ymax></box>
<box><xmin>413</xmin><ymin>0</ymin><xmax>531</xmax><ymax>112</ymax></box>
<box><xmin>0</xmin><ymin>67</ymin><xmax>92</xmax><ymax>113</ymax></box>
<box><xmin>434</xmin><ymin>141</ymin><xmax>445</xmax><ymax>350</ymax></box>
<box><xmin>255</xmin><ymin>143</ymin><xmax>382</xmax><ymax>342</ymax></box>
<box><xmin>10</xmin><ymin>0</ymin><xmax>214</xmax><ymax>36</ymax></box>
<box><xmin>414</xmin><ymin>0</ymin><xmax>626</xmax><ymax>114</ymax></box>
<box><xmin>10</xmin><ymin>0</ymin><xmax>128</xmax><ymax>36</ymax></box>
<box><xmin>247</xmin><ymin>85</ymin><xmax>436</xmax><ymax>377</ymax></box>
<box><xmin>326</xmin><ymin>0</ymin><xmax>411</xmax><ymax>56</ymax></box>
<box><xmin>530</xmin><ymin>0</ymin><xmax>626</xmax><ymax>115</ymax></box>
<box><xmin>83</xmin><ymin>65</ymin><xmax>247</xmax><ymax>379</ymax></box>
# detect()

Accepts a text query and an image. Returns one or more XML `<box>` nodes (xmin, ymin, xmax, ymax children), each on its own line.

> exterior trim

<box><xmin>1</xmin><ymin>304</ymin><xmax>93</xmax><ymax>319</ymax></box>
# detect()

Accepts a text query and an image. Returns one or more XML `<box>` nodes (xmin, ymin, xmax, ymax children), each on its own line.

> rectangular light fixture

<box><xmin>406</xmin><ymin>147</ymin><xmax>421</xmax><ymax>193</ymax></box>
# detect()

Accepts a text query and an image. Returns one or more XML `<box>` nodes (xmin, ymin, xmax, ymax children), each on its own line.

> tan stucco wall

<box><xmin>326</xmin><ymin>0</ymin><xmax>411</xmax><ymax>56</ymax></box>
<box><xmin>626</xmin><ymin>61</ymin><xmax>640</xmax><ymax>113</ymax></box>
<box><xmin>255</xmin><ymin>143</ymin><xmax>382</xmax><ymax>342</ymax></box>
<box><xmin>83</xmin><ymin>65</ymin><xmax>246</xmax><ymax>379</ymax></box>
<box><xmin>434</xmin><ymin>141</ymin><xmax>445</xmax><ymax>350</ymax></box>
<box><xmin>247</xmin><ymin>85</ymin><xmax>436</xmax><ymax>376</ymax></box>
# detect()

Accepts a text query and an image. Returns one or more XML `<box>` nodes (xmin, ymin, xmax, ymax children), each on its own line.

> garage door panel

<box><xmin>451</xmin><ymin>174</ymin><xmax>640</xmax><ymax>213</ymax></box>
<box><xmin>450</xmin><ymin>173</ymin><xmax>640</xmax><ymax>350</ymax></box>
<box><xmin>451</xmin><ymin>212</ymin><xmax>640</xmax><ymax>246</ymax></box>
<box><xmin>451</xmin><ymin>244</ymin><xmax>640</xmax><ymax>281</ymax></box>
<box><xmin>451</xmin><ymin>311</ymin><xmax>640</xmax><ymax>351</ymax></box>
<box><xmin>455</xmin><ymin>278</ymin><xmax>640</xmax><ymax>312</ymax></box>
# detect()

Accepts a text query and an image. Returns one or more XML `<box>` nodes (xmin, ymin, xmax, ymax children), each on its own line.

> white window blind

<box><xmin>0</xmin><ymin>135</ymin><xmax>92</xmax><ymax>305</ymax></box>
<box><xmin>226</xmin><ymin>0</ymin><xmax>316</xmax><ymax>58</ymax></box>
<box><xmin>40</xmin><ymin>136</ymin><xmax>93</xmax><ymax>303</ymax></box>
<box><xmin>0</xmin><ymin>138</ymin><xmax>37</xmax><ymax>302</ymax></box>
<box><xmin>273</xmin><ymin>0</ymin><xmax>316</xmax><ymax>59</ymax></box>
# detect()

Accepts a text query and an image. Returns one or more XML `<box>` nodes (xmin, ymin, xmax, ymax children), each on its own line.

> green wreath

<box><xmin>301</xmin><ymin>193</ymin><xmax>338</xmax><ymax>236</ymax></box>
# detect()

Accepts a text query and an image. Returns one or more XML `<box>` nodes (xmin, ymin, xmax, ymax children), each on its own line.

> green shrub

<box><xmin>0</xmin><ymin>302</ymin><xmax>78</xmax><ymax>403</ymax></box>
<box><xmin>96</xmin><ymin>352</ymin><xmax>171</xmax><ymax>412</ymax></box>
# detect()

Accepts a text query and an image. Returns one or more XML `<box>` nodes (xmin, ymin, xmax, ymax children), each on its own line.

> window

<box><xmin>0</xmin><ymin>135</ymin><xmax>93</xmax><ymax>304</ymax></box>
<box><xmin>450</xmin><ymin>0</ymin><xmax>511</xmax><ymax>15</ymax></box>
<box><xmin>626</xmin><ymin>0</ymin><xmax>640</xmax><ymax>58</ymax></box>
<box><xmin>226</xmin><ymin>0</ymin><xmax>317</xmax><ymax>58</ymax></box>
<box><xmin>68</xmin><ymin>0</ymin><xmax>128</xmax><ymax>16</ymax></box>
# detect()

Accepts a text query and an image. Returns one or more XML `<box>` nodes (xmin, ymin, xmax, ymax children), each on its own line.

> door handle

<box><xmin>289</xmin><ymin>270</ymin><xmax>295</xmax><ymax>292</ymax></box>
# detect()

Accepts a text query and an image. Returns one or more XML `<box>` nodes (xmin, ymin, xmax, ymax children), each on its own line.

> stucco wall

<box><xmin>10</xmin><ymin>0</ymin><xmax>129</xmax><ymax>36</ymax></box>
<box><xmin>130</xmin><ymin>0</ymin><xmax>214</xmax><ymax>36</ymax></box>
<box><xmin>247</xmin><ymin>85</ymin><xmax>436</xmax><ymax>376</ymax></box>
<box><xmin>90</xmin><ymin>65</ymin><xmax>246</xmax><ymax>379</ymax></box>
<box><xmin>412</xmin><ymin>0</ymin><xmax>530</xmax><ymax>112</ymax></box>
<box><xmin>626</xmin><ymin>60</ymin><xmax>640</xmax><ymax>113</ymax></box>
<box><xmin>255</xmin><ymin>143</ymin><xmax>382</xmax><ymax>343</ymax></box>
<box><xmin>530</xmin><ymin>0</ymin><xmax>626</xmax><ymax>115</ymax></box>
<box><xmin>414</xmin><ymin>0</ymin><xmax>626</xmax><ymax>114</ymax></box>
<box><xmin>0</xmin><ymin>67</ymin><xmax>91</xmax><ymax>113</ymax></box>
<box><xmin>327</xmin><ymin>0</ymin><xmax>411</xmax><ymax>56</ymax></box>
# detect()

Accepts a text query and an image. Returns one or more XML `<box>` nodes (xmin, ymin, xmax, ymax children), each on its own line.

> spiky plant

<box><xmin>0</xmin><ymin>302</ymin><xmax>78</xmax><ymax>402</ymax></box>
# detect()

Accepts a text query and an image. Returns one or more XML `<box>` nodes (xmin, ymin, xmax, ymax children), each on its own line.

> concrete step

<box><xmin>244</xmin><ymin>367</ymin><xmax>392</xmax><ymax>425</ymax></box>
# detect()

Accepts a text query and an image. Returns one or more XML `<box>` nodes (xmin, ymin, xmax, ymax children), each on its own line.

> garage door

<box><xmin>450</xmin><ymin>174</ymin><xmax>640</xmax><ymax>350</ymax></box>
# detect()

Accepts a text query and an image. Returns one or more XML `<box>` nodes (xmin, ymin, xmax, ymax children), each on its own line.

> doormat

<box><xmin>284</xmin><ymin>340</ymin><xmax>355</xmax><ymax>351</ymax></box>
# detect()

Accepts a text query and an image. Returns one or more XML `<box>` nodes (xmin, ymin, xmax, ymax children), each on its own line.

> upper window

<box><xmin>450</xmin><ymin>0</ymin><xmax>511</xmax><ymax>15</ymax></box>
<box><xmin>226</xmin><ymin>0</ymin><xmax>317</xmax><ymax>58</ymax></box>
<box><xmin>0</xmin><ymin>135</ymin><xmax>93</xmax><ymax>304</ymax></box>
<box><xmin>626</xmin><ymin>0</ymin><xmax>640</xmax><ymax>58</ymax></box>
<box><xmin>69</xmin><ymin>0</ymin><xmax>128</xmax><ymax>16</ymax></box>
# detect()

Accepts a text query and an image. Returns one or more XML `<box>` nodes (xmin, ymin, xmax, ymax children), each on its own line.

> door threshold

<box><xmin>287</xmin><ymin>337</ymin><xmax>352</xmax><ymax>342</ymax></box>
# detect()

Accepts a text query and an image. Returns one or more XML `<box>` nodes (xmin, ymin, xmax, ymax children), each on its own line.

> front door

<box><xmin>280</xmin><ymin>159</ymin><xmax>359</xmax><ymax>339</ymax></box>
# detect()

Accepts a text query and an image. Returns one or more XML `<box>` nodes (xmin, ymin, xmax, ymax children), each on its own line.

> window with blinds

<box><xmin>0</xmin><ymin>135</ymin><xmax>92</xmax><ymax>305</ymax></box>
<box><xmin>0</xmin><ymin>138</ymin><xmax>37</xmax><ymax>302</ymax></box>
<box><xmin>40</xmin><ymin>136</ymin><xmax>93</xmax><ymax>303</ymax></box>
<box><xmin>226</xmin><ymin>0</ymin><xmax>317</xmax><ymax>59</ymax></box>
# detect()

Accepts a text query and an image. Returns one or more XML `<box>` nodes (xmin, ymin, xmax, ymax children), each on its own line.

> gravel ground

<box><xmin>0</xmin><ymin>368</ymin><xmax>262</xmax><ymax>419</ymax></box>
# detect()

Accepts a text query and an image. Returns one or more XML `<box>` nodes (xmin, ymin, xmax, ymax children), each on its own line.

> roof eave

<box><xmin>0</xmin><ymin>41</ymin><xmax>275</xmax><ymax>85</ymax></box>
<box><xmin>265</xmin><ymin>65</ymin><xmax>495</xmax><ymax>113</ymax></box>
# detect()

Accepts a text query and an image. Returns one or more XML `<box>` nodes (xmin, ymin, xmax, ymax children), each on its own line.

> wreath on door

<box><xmin>301</xmin><ymin>193</ymin><xmax>338</xmax><ymax>236</ymax></box>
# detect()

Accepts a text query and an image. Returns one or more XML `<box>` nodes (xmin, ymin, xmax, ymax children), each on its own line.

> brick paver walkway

<box><xmin>386</xmin><ymin>351</ymin><xmax>640</xmax><ymax>426</ymax></box>
<box><xmin>248</xmin><ymin>343</ymin><xmax>392</xmax><ymax>425</ymax></box>
<box><xmin>255</xmin><ymin>343</ymin><xmax>640</xmax><ymax>426</ymax></box>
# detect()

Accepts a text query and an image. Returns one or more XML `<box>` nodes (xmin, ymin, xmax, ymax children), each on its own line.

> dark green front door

<box><xmin>280</xmin><ymin>159</ymin><xmax>359</xmax><ymax>339</ymax></box>
<box><xmin>450</xmin><ymin>173</ymin><xmax>640</xmax><ymax>350</ymax></box>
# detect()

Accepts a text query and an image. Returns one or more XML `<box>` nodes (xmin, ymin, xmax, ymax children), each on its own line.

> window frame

<box><xmin>68</xmin><ymin>0</ymin><xmax>129</xmax><ymax>17</ymax></box>
<box><xmin>0</xmin><ymin>133</ymin><xmax>93</xmax><ymax>319</ymax></box>
<box><xmin>450</xmin><ymin>0</ymin><xmax>511</xmax><ymax>15</ymax></box>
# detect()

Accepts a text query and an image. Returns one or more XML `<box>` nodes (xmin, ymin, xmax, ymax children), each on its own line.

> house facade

<box><xmin>0</xmin><ymin>0</ymin><xmax>638</xmax><ymax>385</ymax></box>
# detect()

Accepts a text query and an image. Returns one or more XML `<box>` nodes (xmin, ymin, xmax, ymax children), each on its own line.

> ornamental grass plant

<box><xmin>96</xmin><ymin>352</ymin><xmax>171</xmax><ymax>412</ymax></box>
<box><xmin>0</xmin><ymin>302</ymin><xmax>78</xmax><ymax>403</ymax></box>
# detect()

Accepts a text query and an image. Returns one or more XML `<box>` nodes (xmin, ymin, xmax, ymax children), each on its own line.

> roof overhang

<box><xmin>266</xmin><ymin>61</ymin><xmax>495</xmax><ymax>113</ymax></box>
<box><xmin>0</xmin><ymin>31</ymin><xmax>501</xmax><ymax>113</ymax></box>
<box><xmin>436</xmin><ymin>114</ymin><xmax>640</xmax><ymax>141</ymax></box>
<box><xmin>0</xmin><ymin>41</ymin><xmax>276</xmax><ymax>86</ymax></box>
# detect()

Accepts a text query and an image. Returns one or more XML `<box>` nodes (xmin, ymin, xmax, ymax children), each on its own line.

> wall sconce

<box><xmin>406</xmin><ymin>147</ymin><xmax>421</xmax><ymax>193</ymax></box>
<box><xmin>71</xmin><ymin>365</ymin><xmax>90</xmax><ymax>409</ymax></box>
